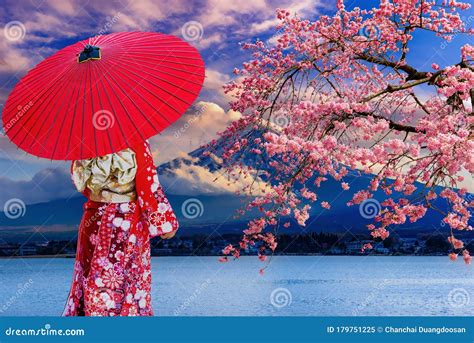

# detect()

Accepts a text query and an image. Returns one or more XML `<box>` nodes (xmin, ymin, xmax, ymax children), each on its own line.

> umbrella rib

<box><xmin>100</xmin><ymin>71</ymin><xmax>147</xmax><ymax>143</ymax></box>
<box><xmin>6</xmin><ymin>60</ymin><xmax>72</xmax><ymax>100</ymax></box>
<box><xmin>12</xmin><ymin>72</ymin><xmax>70</xmax><ymax>147</ymax></box>
<box><xmin>80</xmin><ymin>64</ymin><xmax>90</xmax><ymax>159</ymax></box>
<box><xmin>120</xmin><ymin>54</ymin><xmax>205</xmax><ymax>72</ymax></box>
<box><xmin>91</xmin><ymin>62</ymin><xmax>115</xmax><ymax>154</ymax></box>
<box><xmin>109</xmin><ymin>58</ymin><xmax>202</xmax><ymax>98</ymax></box>
<box><xmin>122</xmin><ymin>53</ymin><xmax>205</xmax><ymax>64</ymax></box>
<box><xmin>120</xmin><ymin>47</ymin><xmax>198</xmax><ymax>52</ymax></box>
<box><xmin>8</xmin><ymin>63</ymin><xmax>79</xmax><ymax>143</ymax></box>
<box><xmin>26</xmin><ymin>64</ymin><xmax>78</xmax><ymax>150</ymax></box>
<box><xmin>131</xmin><ymin>64</ymin><xmax>204</xmax><ymax>76</ymax></box>
<box><xmin>107</xmin><ymin>65</ymin><xmax>176</xmax><ymax>125</ymax></box>
<box><xmin>4</xmin><ymin>66</ymin><xmax>76</xmax><ymax>122</ymax></box>
<box><xmin>94</xmin><ymin>33</ymin><xmax>186</xmax><ymax>51</ymax></box>
<box><xmin>118</xmin><ymin>57</ymin><xmax>205</xmax><ymax>87</ymax></box>
<box><xmin>51</xmin><ymin>69</ymin><xmax>87</xmax><ymax>160</ymax></box>
<box><xmin>107</xmin><ymin>60</ymin><xmax>194</xmax><ymax>108</ymax></box>
<box><xmin>125</xmin><ymin>57</ymin><xmax>205</xmax><ymax>69</ymax></box>
<box><xmin>109</xmin><ymin>61</ymin><xmax>199</xmax><ymax>118</ymax></box>
<box><xmin>96</xmin><ymin>67</ymin><xmax>130</xmax><ymax>151</ymax></box>
<box><xmin>117</xmin><ymin>52</ymin><xmax>202</xmax><ymax>60</ymax></box>
<box><xmin>96</xmin><ymin>32</ymin><xmax>179</xmax><ymax>46</ymax></box>
<box><xmin>89</xmin><ymin>62</ymin><xmax>99</xmax><ymax>157</ymax></box>
<box><xmin>64</xmin><ymin>66</ymin><xmax>88</xmax><ymax>159</ymax></box>
<box><xmin>104</xmin><ymin>69</ymin><xmax>163</xmax><ymax>130</ymax></box>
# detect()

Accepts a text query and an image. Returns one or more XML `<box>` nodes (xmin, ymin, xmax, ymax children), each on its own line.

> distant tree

<box><xmin>425</xmin><ymin>235</ymin><xmax>450</xmax><ymax>253</ymax></box>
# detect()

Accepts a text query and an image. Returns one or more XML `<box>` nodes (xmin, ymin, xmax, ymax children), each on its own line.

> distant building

<box><xmin>399</xmin><ymin>238</ymin><xmax>417</xmax><ymax>248</ymax></box>
<box><xmin>181</xmin><ymin>240</ymin><xmax>193</xmax><ymax>249</ymax></box>
<box><xmin>346</xmin><ymin>240</ymin><xmax>372</xmax><ymax>254</ymax></box>
<box><xmin>19</xmin><ymin>245</ymin><xmax>38</xmax><ymax>256</ymax></box>
<box><xmin>373</xmin><ymin>244</ymin><xmax>390</xmax><ymax>254</ymax></box>
<box><xmin>328</xmin><ymin>247</ymin><xmax>344</xmax><ymax>255</ymax></box>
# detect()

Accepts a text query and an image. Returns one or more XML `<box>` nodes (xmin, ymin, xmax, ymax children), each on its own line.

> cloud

<box><xmin>246</xmin><ymin>0</ymin><xmax>326</xmax><ymax>35</ymax></box>
<box><xmin>196</xmin><ymin>32</ymin><xmax>224</xmax><ymax>49</ymax></box>
<box><xmin>0</xmin><ymin>31</ymin><xmax>35</xmax><ymax>74</ymax></box>
<box><xmin>197</xmin><ymin>0</ymin><xmax>269</xmax><ymax>27</ymax></box>
<box><xmin>159</xmin><ymin>152</ymin><xmax>272</xmax><ymax>196</ymax></box>
<box><xmin>202</xmin><ymin>68</ymin><xmax>233</xmax><ymax>104</ymax></box>
<box><xmin>149</xmin><ymin>101</ymin><xmax>240</xmax><ymax>164</ymax></box>
<box><xmin>0</xmin><ymin>167</ymin><xmax>76</xmax><ymax>206</ymax></box>
<box><xmin>46</xmin><ymin>0</ymin><xmax>78</xmax><ymax>16</ymax></box>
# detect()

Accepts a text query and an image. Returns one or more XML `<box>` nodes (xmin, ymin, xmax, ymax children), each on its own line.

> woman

<box><xmin>62</xmin><ymin>140</ymin><xmax>178</xmax><ymax>316</ymax></box>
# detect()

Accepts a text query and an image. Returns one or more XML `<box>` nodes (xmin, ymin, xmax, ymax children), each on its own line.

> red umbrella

<box><xmin>2</xmin><ymin>31</ymin><xmax>205</xmax><ymax>160</ymax></box>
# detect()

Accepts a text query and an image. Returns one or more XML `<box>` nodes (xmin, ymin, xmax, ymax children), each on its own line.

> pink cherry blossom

<box><xmin>448</xmin><ymin>253</ymin><xmax>458</xmax><ymax>262</ymax></box>
<box><xmin>462</xmin><ymin>250</ymin><xmax>472</xmax><ymax>265</ymax></box>
<box><xmin>212</xmin><ymin>0</ymin><xmax>473</xmax><ymax>265</ymax></box>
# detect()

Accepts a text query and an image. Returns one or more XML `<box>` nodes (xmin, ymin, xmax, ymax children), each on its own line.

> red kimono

<box><xmin>62</xmin><ymin>141</ymin><xmax>178</xmax><ymax>316</ymax></box>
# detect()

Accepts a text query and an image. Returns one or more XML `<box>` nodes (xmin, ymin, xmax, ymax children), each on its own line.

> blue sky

<box><xmin>0</xmin><ymin>0</ymin><xmax>472</xmax><ymax>206</ymax></box>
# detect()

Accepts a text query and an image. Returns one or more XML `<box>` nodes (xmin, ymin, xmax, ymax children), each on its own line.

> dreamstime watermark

<box><xmin>447</xmin><ymin>288</ymin><xmax>470</xmax><ymax>308</ymax></box>
<box><xmin>181</xmin><ymin>198</ymin><xmax>204</xmax><ymax>219</ymax></box>
<box><xmin>5</xmin><ymin>323</ymin><xmax>84</xmax><ymax>337</ymax></box>
<box><xmin>174</xmin><ymin>103</ymin><xmax>208</xmax><ymax>138</ymax></box>
<box><xmin>352</xmin><ymin>279</ymin><xmax>390</xmax><ymax>315</ymax></box>
<box><xmin>173</xmin><ymin>278</ymin><xmax>212</xmax><ymax>315</ymax></box>
<box><xmin>267</xmin><ymin>26</ymin><xmax>286</xmax><ymax>45</ymax></box>
<box><xmin>270</xmin><ymin>287</ymin><xmax>292</xmax><ymax>308</ymax></box>
<box><xmin>92</xmin><ymin>110</ymin><xmax>115</xmax><ymax>130</ymax></box>
<box><xmin>270</xmin><ymin>112</ymin><xmax>290</xmax><ymax>128</ymax></box>
<box><xmin>358</xmin><ymin>23</ymin><xmax>380</xmax><ymax>39</ymax></box>
<box><xmin>4</xmin><ymin>20</ymin><xmax>26</xmax><ymax>42</ymax></box>
<box><xmin>359</xmin><ymin>198</ymin><xmax>381</xmax><ymax>219</ymax></box>
<box><xmin>440</xmin><ymin>15</ymin><xmax>474</xmax><ymax>50</ymax></box>
<box><xmin>0</xmin><ymin>279</ymin><xmax>34</xmax><ymax>314</ymax></box>
<box><xmin>83</xmin><ymin>211</ymin><xmax>101</xmax><ymax>228</ymax></box>
<box><xmin>3</xmin><ymin>101</ymin><xmax>34</xmax><ymax>134</ymax></box>
<box><xmin>181</xmin><ymin>21</ymin><xmax>203</xmax><ymax>42</ymax></box>
<box><xmin>96</xmin><ymin>12</ymin><xmax>122</xmax><ymax>37</ymax></box>
<box><xmin>3</xmin><ymin>198</ymin><xmax>26</xmax><ymax>219</ymax></box>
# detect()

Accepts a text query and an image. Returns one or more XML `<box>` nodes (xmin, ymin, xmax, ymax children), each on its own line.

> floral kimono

<box><xmin>62</xmin><ymin>141</ymin><xmax>178</xmax><ymax>316</ymax></box>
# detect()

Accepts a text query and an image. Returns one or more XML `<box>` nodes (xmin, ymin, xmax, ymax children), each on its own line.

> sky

<box><xmin>0</xmin><ymin>0</ymin><xmax>472</xmax><ymax>206</ymax></box>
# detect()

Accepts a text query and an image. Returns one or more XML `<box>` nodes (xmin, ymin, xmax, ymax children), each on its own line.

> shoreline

<box><xmin>0</xmin><ymin>253</ymin><xmax>449</xmax><ymax>259</ymax></box>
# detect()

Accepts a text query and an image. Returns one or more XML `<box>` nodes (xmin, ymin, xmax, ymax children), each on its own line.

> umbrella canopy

<box><xmin>2</xmin><ymin>31</ymin><xmax>205</xmax><ymax>160</ymax></box>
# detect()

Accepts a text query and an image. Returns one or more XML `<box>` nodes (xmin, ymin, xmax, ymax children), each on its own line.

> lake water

<box><xmin>0</xmin><ymin>256</ymin><xmax>472</xmax><ymax>316</ymax></box>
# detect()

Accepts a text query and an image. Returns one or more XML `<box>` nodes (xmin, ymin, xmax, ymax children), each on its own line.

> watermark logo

<box><xmin>97</xmin><ymin>12</ymin><xmax>121</xmax><ymax>37</ymax></box>
<box><xmin>0</xmin><ymin>279</ymin><xmax>33</xmax><ymax>314</ymax></box>
<box><xmin>4</xmin><ymin>21</ymin><xmax>26</xmax><ymax>42</ymax></box>
<box><xmin>270</xmin><ymin>287</ymin><xmax>292</xmax><ymax>308</ymax></box>
<box><xmin>173</xmin><ymin>278</ymin><xmax>211</xmax><ymax>315</ymax></box>
<box><xmin>440</xmin><ymin>15</ymin><xmax>474</xmax><ymax>50</ymax></box>
<box><xmin>448</xmin><ymin>288</ymin><xmax>470</xmax><ymax>308</ymax></box>
<box><xmin>359</xmin><ymin>23</ymin><xmax>380</xmax><ymax>39</ymax></box>
<box><xmin>181</xmin><ymin>198</ymin><xmax>204</xmax><ymax>219</ymax></box>
<box><xmin>181</xmin><ymin>21</ymin><xmax>203</xmax><ymax>42</ymax></box>
<box><xmin>3</xmin><ymin>101</ymin><xmax>34</xmax><ymax>133</ymax></box>
<box><xmin>174</xmin><ymin>103</ymin><xmax>208</xmax><ymax>139</ymax></box>
<box><xmin>92</xmin><ymin>110</ymin><xmax>115</xmax><ymax>130</ymax></box>
<box><xmin>359</xmin><ymin>198</ymin><xmax>381</xmax><ymax>219</ymax></box>
<box><xmin>270</xmin><ymin>112</ymin><xmax>290</xmax><ymax>128</ymax></box>
<box><xmin>3</xmin><ymin>198</ymin><xmax>26</xmax><ymax>219</ymax></box>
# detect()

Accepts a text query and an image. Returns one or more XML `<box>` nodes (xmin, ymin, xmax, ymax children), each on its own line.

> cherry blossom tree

<box><xmin>211</xmin><ymin>0</ymin><xmax>474</xmax><ymax>267</ymax></box>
